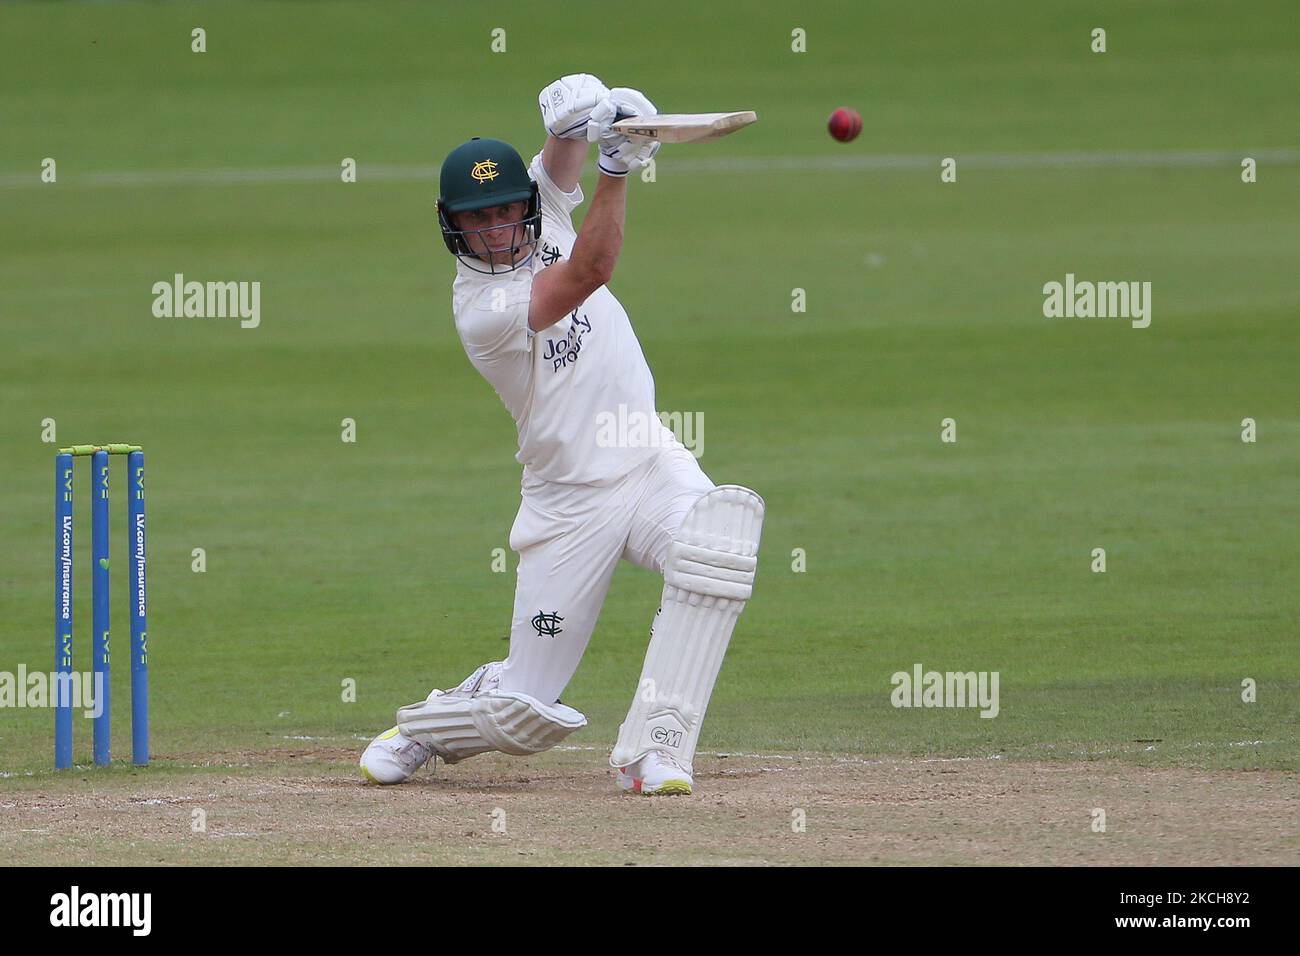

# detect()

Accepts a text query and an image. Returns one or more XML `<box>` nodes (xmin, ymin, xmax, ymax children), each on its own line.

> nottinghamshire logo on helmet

<box><xmin>470</xmin><ymin>159</ymin><xmax>500</xmax><ymax>182</ymax></box>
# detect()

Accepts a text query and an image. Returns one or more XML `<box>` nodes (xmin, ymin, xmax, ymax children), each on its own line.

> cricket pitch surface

<box><xmin>3</xmin><ymin>749</ymin><xmax>1295</xmax><ymax>866</ymax></box>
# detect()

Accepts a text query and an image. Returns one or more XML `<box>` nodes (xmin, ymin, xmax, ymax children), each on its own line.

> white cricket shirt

<box><xmin>451</xmin><ymin>152</ymin><xmax>672</xmax><ymax>485</ymax></box>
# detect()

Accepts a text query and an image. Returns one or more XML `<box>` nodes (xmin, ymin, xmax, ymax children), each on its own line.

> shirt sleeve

<box><xmin>454</xmin><ymin>278</ymin><xmax>533</xmax><ymax>362</ymax></box>
<box><xmin>529</xmin><ymin>151</ymin><xmax>583</xmax><ymax>241</ymax></box>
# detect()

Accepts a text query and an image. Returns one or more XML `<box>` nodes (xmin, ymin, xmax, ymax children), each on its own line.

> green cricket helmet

<box><xmin>437</xmin><ymin>137</ymin><xmax>541</xmax><ymax>274</ymax></box>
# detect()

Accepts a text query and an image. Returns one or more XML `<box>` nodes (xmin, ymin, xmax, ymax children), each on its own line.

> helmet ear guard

<box><xmin>436</xmin><ymin>199</ymin><xmax>469</xmax><ymax>257</ymax></box>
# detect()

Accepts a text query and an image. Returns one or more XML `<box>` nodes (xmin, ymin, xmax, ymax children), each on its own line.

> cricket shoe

<box><xmin>616</xmin><ymin>751</ymin><xmax>693</xmax><ymax>796</ymax></box>
<box><xmin>360</xmin><ymin>725</ymin><xmax>436</xmax><ymax>784</ymax></box>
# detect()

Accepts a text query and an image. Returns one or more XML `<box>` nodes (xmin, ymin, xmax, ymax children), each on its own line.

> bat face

<box><xmin>611</xmin><ymin>111</ymin><xmax>758</xmax><ymax>144</ymax></box>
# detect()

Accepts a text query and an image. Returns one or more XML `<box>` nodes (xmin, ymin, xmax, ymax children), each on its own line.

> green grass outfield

<box><xmin>1</xmin><ymin>0</ymin><xmax>1296</xmax><ymax>777</ymax></box>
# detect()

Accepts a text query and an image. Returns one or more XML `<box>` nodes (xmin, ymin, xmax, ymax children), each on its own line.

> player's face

<box><xmin>455</xmin><ymin>202</ymin><xmax>529</xmax><ymax>263</ymax></box>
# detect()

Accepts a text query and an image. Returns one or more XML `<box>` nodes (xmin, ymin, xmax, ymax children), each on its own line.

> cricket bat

<box><xmin>611</xmin><ymin>111</ymin><xmax>758</xmax><ymax>144</ymax></box>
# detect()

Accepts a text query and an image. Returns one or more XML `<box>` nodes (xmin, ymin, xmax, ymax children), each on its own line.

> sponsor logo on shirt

<box><xmin>542</xmin><ymin>312</ymin><xmax>591</xmax><ymax>371</ymax></box>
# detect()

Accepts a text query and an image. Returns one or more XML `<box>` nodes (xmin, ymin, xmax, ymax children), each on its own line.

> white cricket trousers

<box><xmin>497</xmin><ymin>442</ymin><xmax>715</xmax><ymax>704</ymax></box>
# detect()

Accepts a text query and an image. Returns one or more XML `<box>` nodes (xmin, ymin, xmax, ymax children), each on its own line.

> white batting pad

<box><xmin>609</xmin><ymin>485</ymin><xmax>764</xmax><ymax>772</ymax></box>
<box><xmin>396</xmin><ymin>663</ymin><xmax>586</xmax><ymax>763</ymax></box>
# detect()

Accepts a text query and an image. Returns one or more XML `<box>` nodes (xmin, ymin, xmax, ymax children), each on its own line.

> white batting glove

<box><xmin>587</xmin><ymin>87</ymin><xmax>661</xmax><ymax>176</ymax></box>
<box><xmin>594</xmin><ymin>134</ymin><xmax>660</xmax><ymax>177</ymax></box>
<box><xmin>538</xmin><ymin>73</ymin><xmax>610</xmax><ymax>140</ymax></box>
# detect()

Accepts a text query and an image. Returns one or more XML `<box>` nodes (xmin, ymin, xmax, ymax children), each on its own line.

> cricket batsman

<box><xmin>361</xmin><ymin>74</ymin><xmax>764</xmax><ymax>795</ymax></box>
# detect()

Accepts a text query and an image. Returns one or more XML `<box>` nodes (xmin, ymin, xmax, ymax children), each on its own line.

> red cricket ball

<box><xmin>828</xmin><ymin>107</ymin><xmax>862</xmax><ymax>143</ymax></box>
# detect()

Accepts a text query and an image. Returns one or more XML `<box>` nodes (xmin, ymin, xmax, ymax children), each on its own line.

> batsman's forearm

<box><xmin>542</xmin><ymin>134</ymin><xmax>589</xmax><ymax>193</ymax></box>
<box><xmin>570</xmin><ymin>173</ymin><xmax>626</xmax><ymax>284</ymax></box>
